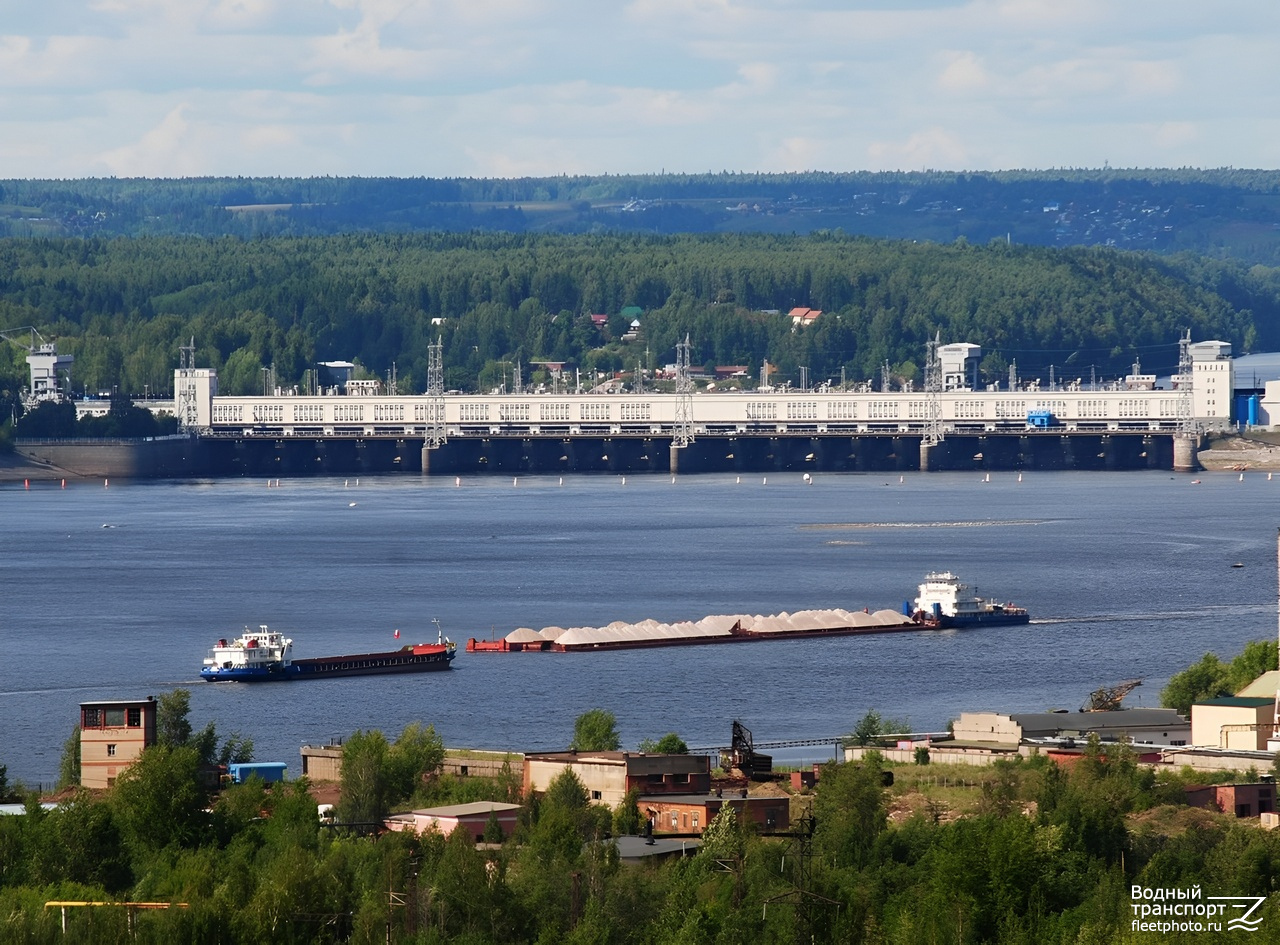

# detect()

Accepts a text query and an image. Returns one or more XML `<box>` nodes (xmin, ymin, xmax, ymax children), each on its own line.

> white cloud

<box><xmin>0</xmin><ymin>0</ymin><xmax>1277</xmax><ymax>176</ymax></box>
<box><xmin>867</xmin><ymin>127</ymin><xmax>971</xmax><ymax>171</ymax></box>
<box><xmin>97</xmin><ymin>104</ymin><xmax>201</xmax><ymax>176</ymax></box>
<box><xmin>937</xmin><ymin>51</ymin><xmax>991</xmax><ymax>93</ymax></box>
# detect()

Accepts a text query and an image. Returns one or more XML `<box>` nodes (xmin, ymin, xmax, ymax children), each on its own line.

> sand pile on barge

<box><xmin>512</xmin><ymin>607</ymin><xmax>914</xmax><ymax>649</ymax></box>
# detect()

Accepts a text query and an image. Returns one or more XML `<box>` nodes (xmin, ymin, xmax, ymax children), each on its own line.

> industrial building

<box><xmin>641</xmin><ymin>793</ymin><xmax>791</xmax><ymax>836</ymax></box>
<box><xmin>384</xmin><ymin>802</ymin><xmax>522</xmax><ymax>841</ymax></box>
<box><xmin>951</xmin><ymin>708</ymin><xmax>1190</xmax><ymax>748</ymax></box>
<box><xmin>522</xmin><ymin>751</ymin><xmax>711</xmax><ymax>807</ymax></box>
<box><xmin>1188</xmin><ymin>697</ymin><xmax>1276</xmax><ymax>750</ymax></box>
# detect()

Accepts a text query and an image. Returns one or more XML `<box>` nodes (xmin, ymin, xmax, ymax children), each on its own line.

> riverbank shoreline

<box><xmin>1196</xmin><ymin>433</ymin><xmax>1280</xmax><ymax>471</ymax></box>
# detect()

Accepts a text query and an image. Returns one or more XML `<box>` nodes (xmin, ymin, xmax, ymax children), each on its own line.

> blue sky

<box><xmin>3</xmin><ymin>0</ymin><xmax>1278</xmax><ymax>178</ymax></box>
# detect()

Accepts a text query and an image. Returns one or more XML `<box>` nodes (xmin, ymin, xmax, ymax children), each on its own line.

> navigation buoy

<box><xmin>899</xmin><ymin>475</ymin><xmax>904</xmax><ymax>484</ymax></box>
<box><xmin>621</xmin><ymin>476</ymin><xmax>627</xmax><ymax>485</ymax></box>
<box><xmin>24</xmin><ymin>479</ymin><xmax>29</xmax><ymax>490</ymax></box>
<box><xmin>61</xmin><ymin>479</ymin><xmax>65</xmax><ymax>489</ymax></box>
<box><xmin>104</xmin><ymin>478</ymin><xmax>109</xmax><ymax>488</ymax></box>
<box><xmin>762</xmin><ymin>477</ymin><xmax>767</xmax><ymax>485</ymax></box>
<box><xmin>558</xmin><ymin>477</ymin><xmax>563</xmax><ymax>486</ymax></box>
<box><xmin>344</xmin><ymin>479</ymin><xmax>349</xmax><ymax>488</ymax></box>
<box><xmin>513</xmin><ymin>477</ymin><xmax>518</xmax><ymax>487</ymax></box>
<box><xmin>736</xmin><ymin>476</ymin><xmax>741</xmax><ymax>484</ymax></box>
<box><xmin>1240</xmin><ymin>473</ymin><xmax>1245</xmax><ymax>482</ymax></box>
<box><xmin>983</xmin><ymin>473</ymin><xmax>990</xmax><ymax>483</ymax></box>
<box><xmin>455</xmin><ymin>476</ymin><xmax>461</xmax><ymax>487</ymax></box>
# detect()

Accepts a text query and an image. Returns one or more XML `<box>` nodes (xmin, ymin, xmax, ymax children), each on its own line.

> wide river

<box><xmin>3</xmin><ymin>469</ymin><xmax>1276</xmax><ymax>786</ymax></box>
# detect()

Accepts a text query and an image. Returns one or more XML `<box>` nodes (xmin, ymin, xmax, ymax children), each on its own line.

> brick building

<box><xmin>79</xmin><ymin>697</ymin><xmax>158</xmax><ymax>789</ymax></box>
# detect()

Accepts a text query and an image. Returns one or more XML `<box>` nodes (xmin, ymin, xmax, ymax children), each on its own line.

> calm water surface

<box><xmin>2</xmin><ymin>470</ymin><xmax>1276</xmax><ymax>785</ymax></box>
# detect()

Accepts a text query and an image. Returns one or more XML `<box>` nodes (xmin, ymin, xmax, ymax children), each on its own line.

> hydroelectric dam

<box><xmin>159</xmin><ymin>338</ymin><xmax>1234</xmax><ymax>477</ymax></box>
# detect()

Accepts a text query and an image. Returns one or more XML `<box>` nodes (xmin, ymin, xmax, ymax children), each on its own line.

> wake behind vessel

<box><xmin>200</xmin><ymin>624</ymin><xmax>456</xmax><ymax>682</ymax></box>
<box><xmin>912</xmin><ymin>572</ymin><xmax>1030</xmax><ymax>628</ymax></box>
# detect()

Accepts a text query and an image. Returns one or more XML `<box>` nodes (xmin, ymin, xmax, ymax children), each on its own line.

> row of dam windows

<box><xmin>207</xmin><ymin>393</ymin><xmax>1203</xmax><ymax>427</ymax></box>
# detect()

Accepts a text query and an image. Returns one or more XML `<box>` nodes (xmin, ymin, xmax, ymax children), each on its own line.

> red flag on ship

<box><xmin>394</xmin><ymin>628</ymin><xmax>400</xmax><ymax>639</ymax></box>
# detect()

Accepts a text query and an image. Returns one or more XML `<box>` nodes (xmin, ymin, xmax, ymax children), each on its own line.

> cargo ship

<box><xmin>200</xmin><ymin>624</ymin><xmax>456</xmax><ymax>681</ymax></box>
<box><xmin>912</xmin><ymin>572</ymin><xmax>1030</xmax><ymax>628</ymax></box>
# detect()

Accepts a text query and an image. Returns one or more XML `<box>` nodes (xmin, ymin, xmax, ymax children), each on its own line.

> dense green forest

<box><xmin>3</xmin><ymin>710</ymin><xmax>1278</xmax><ymax>944</ymax></box>
<box><xmin>4</xmin><ymin>169</ymin><xmax>1280</xmax><ymax>266</ymax></box>
<box><xmin>2</xmin><ymin>232</ymin><xmax>1277</xmax><ymax>404</ymax></box>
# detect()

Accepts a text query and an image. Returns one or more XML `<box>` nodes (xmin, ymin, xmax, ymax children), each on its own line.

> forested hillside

<box><xmin>1</xmin><ymin>232</ymin><xmax>1277</xmax><ymax>402</ymax></box>
<box><xmin>7</xmin><ymin>169</ymin><xmax>1280</xmax><ymax>263</ymax></box>
<box><xmin>4</xmin><ymin>169</ymin><xmax>1280</xmax><ymax>264</ymax></box>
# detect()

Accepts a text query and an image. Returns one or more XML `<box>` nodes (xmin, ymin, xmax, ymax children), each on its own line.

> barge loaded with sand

<box><xmin>466</xmin><ymin>573</ymin><xmax>1029</xmax><ymax>653</ymax></box>
<box><xmin>467</xmin><ymin>607</ymin><xmax>933</xmax><ymax>653</ymax></box>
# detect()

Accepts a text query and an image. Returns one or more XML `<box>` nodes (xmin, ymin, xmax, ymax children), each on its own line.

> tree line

<box><xmin>2</xmin><ymin>697</ymin><xmax>1277</xmax><ymax>944</ymax></box>
<box><xmin>1</xmin><ymin>231</ymin><xmax>1275</xmax><ymax>413</ymax></box>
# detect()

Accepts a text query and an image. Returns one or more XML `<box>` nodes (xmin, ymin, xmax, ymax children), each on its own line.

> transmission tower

<box><xmin>425</xmin><ymin>336</ymin><xmax>446</xmax><ymax>449</ymax></box>
<box><xmin>922</xmin><ymin>332</ymin><xmax>943</xmax><ymax>448</ymax></box>
<box><xmin>762</xmin><ymin>811</ymin><xmax>840</xmax><ymax>943</ymax></box>
<box><xmin>176</xmin><ymin>336</ymin><xmax>199</xmax><ymax>431</ymax></box>
<box><xmin>1176</xmin><ymin>329</ymin><xmax>1196</xmax><ymax>435</ymax></box>
<box><xmin>673</xmin><ymin>335</ymin><xmax>694</xmax><ymax>448</ymax></box>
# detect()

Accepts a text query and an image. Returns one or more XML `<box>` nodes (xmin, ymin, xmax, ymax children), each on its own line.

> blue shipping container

<box><xmin>229</xmin><ymin>762</ymin><xmax>287</xmax><ymax>784</ymax></box>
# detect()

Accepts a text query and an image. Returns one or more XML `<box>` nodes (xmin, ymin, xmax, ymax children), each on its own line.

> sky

<box><xmin>2</xmin><ymin>0</ymin><xmax>1279</xmax><ymax>179</ymax></box>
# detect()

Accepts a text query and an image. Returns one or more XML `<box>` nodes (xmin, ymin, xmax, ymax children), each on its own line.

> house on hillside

<box><xmin>788</xmin><ymin>307</ymin><xmax>822</xmax><ymax>327</ymax></box>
